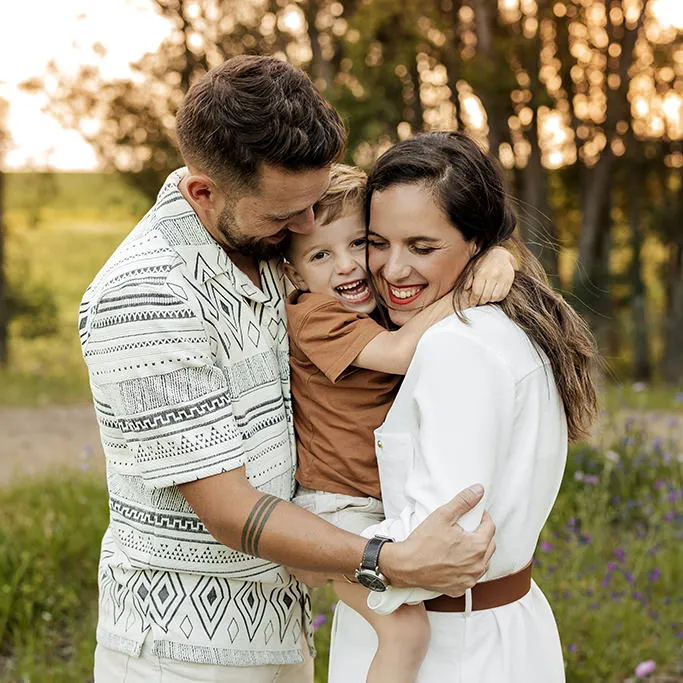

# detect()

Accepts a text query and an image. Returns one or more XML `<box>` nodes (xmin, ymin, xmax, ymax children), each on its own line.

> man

<box><xmin>80</xmin><ymin>55</ymin><xmax>495</xmax><ymax>682</ymax></box>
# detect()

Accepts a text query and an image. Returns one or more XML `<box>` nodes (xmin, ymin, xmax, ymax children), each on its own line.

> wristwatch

<box><xmin>354</xmin><ymin>535</ymin><xmax>394</xmax><ymax>592</ymax></box>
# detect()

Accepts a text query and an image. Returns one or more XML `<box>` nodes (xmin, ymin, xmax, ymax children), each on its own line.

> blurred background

<box><xmin>0</xmin><ymin>1</ymin><xmax>681</xmax><ymax>681</ymax></box>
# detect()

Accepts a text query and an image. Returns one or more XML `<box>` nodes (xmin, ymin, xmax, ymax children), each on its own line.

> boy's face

<box><xmin>284</xmin><ymin>210</ymin><xmax>376</xmax><ymax>314</ymax></box>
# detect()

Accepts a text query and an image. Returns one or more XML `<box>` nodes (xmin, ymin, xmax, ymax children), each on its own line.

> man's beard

<box><xmin>216</xmin><ymin>207</ymin><xmax>291</xmax><ymax>261</ymax></box>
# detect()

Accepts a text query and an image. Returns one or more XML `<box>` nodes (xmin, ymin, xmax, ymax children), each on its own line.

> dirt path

<box><xmin>0</xmin><ymin>404</ymin><xmax>105</xmax><ymax>486</ymax></box>
<box><xmin>0</xmin><ymin>404</ymin><xmax>681</xmax><ymax>488</ymax></box>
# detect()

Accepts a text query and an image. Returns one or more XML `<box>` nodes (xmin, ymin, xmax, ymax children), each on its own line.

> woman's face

<box><xmin>368</xmin><ymin>183</ymin><xmax>476</xmax><ymax>326</ymax></box>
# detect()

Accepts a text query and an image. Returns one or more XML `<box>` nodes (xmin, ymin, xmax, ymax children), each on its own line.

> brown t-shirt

<box><xmin>286</xmin><ymin>291</ymin><xmax>400</xmax><ymax>499</ymax></box>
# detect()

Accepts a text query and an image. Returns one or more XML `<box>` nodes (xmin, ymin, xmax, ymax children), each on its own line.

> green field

<box><xmin>1</xmin><ymin>418</ymin><xmax>681</xmax><ymax>682</ymax></box>
<box><xmin>0</xmin><ymin>173</ymin><xmax>681</xmax><ymax>681</ymax></box>
<box><xmin>1</xmin><ymin>173</ymin><xmax>144</xmax><ymax>405</ymax></box>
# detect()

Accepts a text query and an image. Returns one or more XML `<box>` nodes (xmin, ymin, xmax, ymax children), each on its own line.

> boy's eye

<box><xmin>350</xmin><ymin>238</ymin><xmax>367</xmax><ymax>249</ymax></box>
<box><xmin>310</xmin><ymin>251</ymin><xmax>327</xmax><ymax>262</ymax></box>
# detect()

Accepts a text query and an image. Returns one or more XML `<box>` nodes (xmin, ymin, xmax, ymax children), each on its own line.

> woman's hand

<box><xmin>466</xmin><ymin>246</ymin><xmax>518</xmax><ymax>307</ymax></box>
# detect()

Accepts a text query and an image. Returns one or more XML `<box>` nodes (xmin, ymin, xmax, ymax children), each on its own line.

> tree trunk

<box><xmin>662</xmin><ymin>178</ymin><xmax>683</xmax><ymax>384</ymax></box>
<box><xmin>0</xmin><ymin>169</ymin><xmax>8</xmax><ymax>365</ymax></box>
<box><xmin>519</xmin><ymin>119</ymin><xmax>560</xmax><ymax>287</ymax></box>
<box><xmin>470</xmin><ymin>0</ymin><xmax>509</xmax><ymax>158</ymax></box>
<box><xmin>572</xmin><ymin>154</ymin><xmax>615</xmax><ymax>349</ymax></box>
<box><xmin>629</xmin><ymin>168</ymin><xmax>651</xmax><ymax>381</ymax></box>
<box><xmin>303</xmin><ymin>0</ymin><xmax>334</xmax><ymax>91</ymax></box>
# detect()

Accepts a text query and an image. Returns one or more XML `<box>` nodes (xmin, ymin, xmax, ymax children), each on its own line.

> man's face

<box><xmin>213</xmin><ymin>165</ymin><xmax>331</xmax><ymax>260</ymax></box>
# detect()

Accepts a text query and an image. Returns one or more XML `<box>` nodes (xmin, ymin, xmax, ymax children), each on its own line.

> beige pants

<box><xmin>293</xmin><ymin>487</ymin><xmax>384</xmax><ymax>534</ymax></box>
<box><xmin>94</xmin><ymin>636</ymin><xmax>314</xmax><ymax>683</ymax></box>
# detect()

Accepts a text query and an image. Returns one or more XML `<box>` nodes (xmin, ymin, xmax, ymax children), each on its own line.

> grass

<box><xmin>1</xmin><ymin>173</ymin><xmax>142</xmax><ymax>405</ymax></box>
<box><xmin>0</xmin><ymin>473</ymin><xmax>107</xmax><ymax>682</ymax></box>
<box><xmin>1</xmin><ymin>413</ymin><xmax>681</xmax><ymax>682</ymax></box>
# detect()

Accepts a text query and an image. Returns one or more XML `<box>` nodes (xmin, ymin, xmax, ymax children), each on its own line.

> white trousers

<box><xmin>94</xmin><ymin>636</ymin><xmax>314</xmax><ymax>683</ymax></box>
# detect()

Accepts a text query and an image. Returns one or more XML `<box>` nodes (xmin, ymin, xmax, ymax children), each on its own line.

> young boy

<box><xmin>283</xmin><ymin>164</ymin><xmax>516</xmax><ymax>683</ymax></box>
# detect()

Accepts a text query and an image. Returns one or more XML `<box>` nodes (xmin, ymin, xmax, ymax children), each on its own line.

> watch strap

<box><xmin>361</xmin><ymin>535</ymin><xmax>394</xmax><ymax>572</ymax></box>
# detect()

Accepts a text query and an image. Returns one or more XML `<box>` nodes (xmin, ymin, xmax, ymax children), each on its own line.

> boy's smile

<box><xmin>284</xmin><ymin>211</ymin><xmax>377</xmax><ymax>315</ymax></box>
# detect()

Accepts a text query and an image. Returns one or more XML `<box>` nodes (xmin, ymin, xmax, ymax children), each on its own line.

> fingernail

<box><xmin>469</xmin><ymin>484</ymin><xmax>484</xmax><ymax>496</ymax></box>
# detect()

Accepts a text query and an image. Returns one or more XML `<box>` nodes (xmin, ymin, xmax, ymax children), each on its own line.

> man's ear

<box><xmin>183</xmin><ymin>172</ymin><xmax>222</xmax><ymax>214</ymax></box>
<box><xmin>283</xmin><ymin>262</ymin><xmax>309</xmax><ymax>291</ymax></box>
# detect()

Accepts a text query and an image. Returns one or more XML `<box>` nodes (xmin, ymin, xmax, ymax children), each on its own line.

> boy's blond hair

<box><xmin>313</xmin><ymin>163</ymin><xmax>367</xmax><ymax>225</ymax></box>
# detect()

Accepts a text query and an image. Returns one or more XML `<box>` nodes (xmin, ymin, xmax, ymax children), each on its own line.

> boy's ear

<box><xmin>283</xmin><ymin>262</ymin><xmax>309</xmax><ymax>291</ymax></box>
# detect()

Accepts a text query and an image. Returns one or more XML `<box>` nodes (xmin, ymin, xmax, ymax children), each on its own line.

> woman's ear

<box><xmin>283</xmin><ymin>262</ymin><xmax>309</xmax><ymax>291</ymax></box>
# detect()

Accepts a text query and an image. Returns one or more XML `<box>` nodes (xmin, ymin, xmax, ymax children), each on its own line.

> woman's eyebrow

<box><xmin>407</xmin><ymin>236</ymin><xmax>441</xmax><ymax>243</ymax></box>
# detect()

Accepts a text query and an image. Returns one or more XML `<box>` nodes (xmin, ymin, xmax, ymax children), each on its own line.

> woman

<box><xmin>328</xmin><ymin>132</ymin><xmax>598</xmax><ymax>682</ymax></box>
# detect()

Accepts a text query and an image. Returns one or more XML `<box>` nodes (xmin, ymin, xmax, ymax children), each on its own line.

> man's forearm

<box><xmin>179</xmin><ymin>469</ymin><xmax>366</xmax><ymax>575</ymax></box>
<box><xmin>179</xmin><ymin>468</ymin><xmax>495</xmax><ymax>596</ymax></box>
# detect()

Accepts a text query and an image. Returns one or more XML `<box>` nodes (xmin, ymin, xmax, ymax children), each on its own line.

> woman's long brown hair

<box><xmin>366</xmin><ymin>132</ymin><xmax>598</xmax><ymax>441</ymax></box>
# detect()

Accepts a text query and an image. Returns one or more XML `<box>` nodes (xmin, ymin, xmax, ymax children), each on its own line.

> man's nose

<box><xmin>288</xmin><ymin>207</ymin><xmax>315</xmax><ymax>235</ymax></box>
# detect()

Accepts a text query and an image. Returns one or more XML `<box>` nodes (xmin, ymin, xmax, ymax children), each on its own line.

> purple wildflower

<box><xmin>648</xmin><ymin>568</ymin><xmax>661</xmax><ymax>582</ymax></box>
<box><xmin>539</xmin><ymin>541</ymin><xmax>553</xmax><ymax>552</ymax></box>
<box><xmin>312</xmin><ymin>614</ymin><xmax>327</xmax><ymax>630</ymax></box>
<box><xmin>634</xmin><ymin>660</ymin><xmax>656</xmax><ymax>677</ymax></box>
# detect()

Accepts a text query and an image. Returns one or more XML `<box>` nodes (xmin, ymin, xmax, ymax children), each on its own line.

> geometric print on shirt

<box><xmin>80</xmin><ymin>169</ymin><xmax>313</xmax><ymax>666</ymax></box>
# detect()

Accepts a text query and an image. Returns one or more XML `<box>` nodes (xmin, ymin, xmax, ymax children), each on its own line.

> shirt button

<box><xmin>377</xmin><ymin>441</ymin><xmax>383</xmax><ymax>449</ymax></box>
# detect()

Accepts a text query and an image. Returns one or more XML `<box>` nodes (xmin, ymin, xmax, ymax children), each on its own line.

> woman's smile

<box><xmin>385</xmin><ymin>282</ymin><xmax>427</xmax><ymax>306</ymax></box>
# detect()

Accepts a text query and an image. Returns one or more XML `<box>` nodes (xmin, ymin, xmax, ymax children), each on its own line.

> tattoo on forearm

<box><xmin>241</xmin><ymin>494</ymin><xmax>282</xmax><ymax>557</ymax></box>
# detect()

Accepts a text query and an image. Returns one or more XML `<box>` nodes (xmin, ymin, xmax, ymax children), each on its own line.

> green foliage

<box><xmin>0</xmin><ymin>173</ymin><xmax>136</xmax><ymax>405</ymax></box>
<box><xmin>5</xmin><ymin>265</ymin><xmax>59</xmax><ymax>340</ymax></box>
<box><xmin>0</xmin><ymin>473</ymin><xmax>107</xmax><ymax>682</ymax></box>
<box><xmin>4</xmin><ymin>172</ymin><xmax>149</xmax><ymax>223</ymax></box>
<box><xmin>0</xmin><ymin>412</ymin><xmax>681</xmax><ymax>681</ymax></box>
<box><xmin>310</xmin><ymin>417</ymin><xmax>683</xmax><ymax>682</ymax></box>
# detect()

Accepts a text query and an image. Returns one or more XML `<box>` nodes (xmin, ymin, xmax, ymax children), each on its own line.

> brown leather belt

<box><xmin>424</xmin><ymin>562</ymin><xmax>533</xmax><ymax>613</ymax></box>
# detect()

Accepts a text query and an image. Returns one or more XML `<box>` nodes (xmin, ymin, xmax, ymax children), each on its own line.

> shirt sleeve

<box><xmin>287</xmin><ymin>294</ymin><xmax>385</xmax><ymax>382</ymax></box>
<box><xmin>83</xmin><ymin>281</ymin><xmax>246</xmax><ymax>489</ymax></box>
<box><xmin>363</xmin><ymin>325</ymin><xmax>516</xmax><ymax>612</ymax></box>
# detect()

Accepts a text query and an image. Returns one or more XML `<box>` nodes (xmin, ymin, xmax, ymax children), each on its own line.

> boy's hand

<box><xmin>466</xmin><ymin>246</ymin><xmax>517</xmax><ymax>307</ymax></box>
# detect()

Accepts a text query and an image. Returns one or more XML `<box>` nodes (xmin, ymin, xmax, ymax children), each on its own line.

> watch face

<box><xmin>355</xmin><ymin>570</ymin><xmax>388</xmax><ymax>592</ymax></box>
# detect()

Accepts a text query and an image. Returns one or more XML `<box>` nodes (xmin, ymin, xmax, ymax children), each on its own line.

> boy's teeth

<box><xmin>390</xmin><ymin>285</ymin><xmax>422</xmax><ymax>299</ymax></box>
<box><xmin>337</xmin><ymin>280</ymin><xmax>369</xmax><ymax>301</ymax></box>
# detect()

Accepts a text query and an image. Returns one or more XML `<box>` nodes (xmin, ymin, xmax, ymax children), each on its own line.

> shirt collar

<box><xmin>155</xmin><ymin>168</ymin><xmax>285</xmax><ymax>307</ymax></box>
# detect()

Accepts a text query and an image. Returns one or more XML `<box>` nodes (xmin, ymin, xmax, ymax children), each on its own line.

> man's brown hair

<box><xmin>176</xmin><ymin>56</ymin><xmax>346</xmax><ymax>189</ymax></box>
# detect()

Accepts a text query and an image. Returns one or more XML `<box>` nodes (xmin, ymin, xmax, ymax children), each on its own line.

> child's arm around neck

<box><xmin>353</xmin><ymin>294</ymin><xmax>457</xmax><ymax>375</ymax></box>
<box><xmin>354</xmin><ymin>246</ymin><xmax>516</xmax><ymax>375</ymax></box>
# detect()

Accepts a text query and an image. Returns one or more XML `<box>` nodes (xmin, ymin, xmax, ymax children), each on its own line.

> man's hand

<box><xmin>465</xmin><ymin>246</ymin><xmax>517</xmax><ymax>307</ymax></box>
<box><xmin>380</xmin><ymin>484</ymin><xmax>496</xmax><ymax>597</ymax></box>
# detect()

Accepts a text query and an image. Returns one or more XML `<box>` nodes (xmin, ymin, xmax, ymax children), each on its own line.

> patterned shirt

<box><xmin>79</xmin><ymin>169</ymin><xmax>313</xmax><ymax>666</ymax></box>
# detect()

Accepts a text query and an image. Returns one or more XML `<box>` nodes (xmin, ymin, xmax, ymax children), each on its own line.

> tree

<box><xmin>36</xmin><ymin>0</ymin><xmax>305</xmax><ymax>199</ymax></box>
<box><xmin>0</xmin><ymin>98</ymin><xmax>8</xmax><ymax>365</ymax></box>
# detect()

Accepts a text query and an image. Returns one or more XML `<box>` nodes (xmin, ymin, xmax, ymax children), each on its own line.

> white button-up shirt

<box><xmin>330</xmin><ymin>306</ymin><xmax>568</xmax><ymax>682</ymax></box>
<box><xmin>79</xmin><ymin>170</ymin><xmax>312</xmax><ymax>666</ymax></box>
